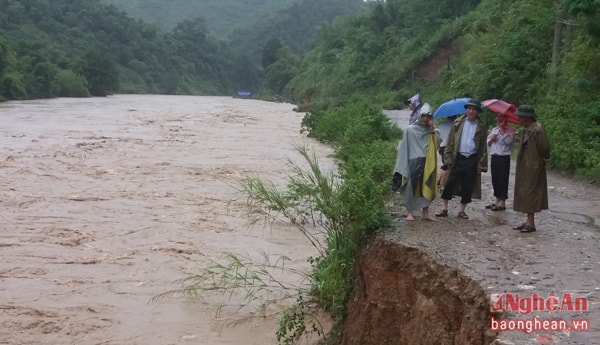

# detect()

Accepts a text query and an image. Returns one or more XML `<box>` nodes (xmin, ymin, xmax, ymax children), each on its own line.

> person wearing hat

<box><xmin>392</xmin><ymin>103</ymin><xmax>440</xmax><ymax>221</ymax></box>
<box><xmin>435</xmin><ymin>99</ymin><xmax>488</xmax><ymax>219</ymax></box>
<box><xmin>512</xmin><ymin>105</ymin><xmax>550</xmax><ymax>233</ymax></box>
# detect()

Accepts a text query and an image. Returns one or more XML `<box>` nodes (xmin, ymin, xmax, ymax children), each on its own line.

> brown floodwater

<box><xmin>0</xmin><ymin>95</ymin><xmax>333</xmax><ymax>345</ymax></box>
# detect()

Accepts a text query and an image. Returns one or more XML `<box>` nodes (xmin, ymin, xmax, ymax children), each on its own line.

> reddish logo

<box><xmin>490</xmin><ymin>292</ymin><xmax>588</xmax><ymax>314</ymax></box>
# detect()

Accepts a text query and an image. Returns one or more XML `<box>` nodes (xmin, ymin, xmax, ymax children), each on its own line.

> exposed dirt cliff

<box><xmin>341</xmin><ymin>240</ymin><xmax>495</xmax><ymax>345</ymax></box>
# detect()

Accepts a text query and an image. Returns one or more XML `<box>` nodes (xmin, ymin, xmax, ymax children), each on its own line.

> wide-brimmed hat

<box><xmin>515</xmin><ymin>104</ymin><xmax>537</xmax><ymax>118</ymax></box>
<box><xmin>463</xmin><ymin>99</ymin><xmax>482</xmax><ymax>111</ymax></box>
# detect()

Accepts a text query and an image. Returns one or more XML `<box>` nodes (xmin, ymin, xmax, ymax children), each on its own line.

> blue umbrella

<box><xmin>433</xmin><ymin>98</ymin><xmax>470</xmax><ymax>119</ymax></box>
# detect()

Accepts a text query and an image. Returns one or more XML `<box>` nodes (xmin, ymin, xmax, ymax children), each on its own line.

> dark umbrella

<box><xmin>433</xmin><ymin>98</ymin><xmax>470</xmax><ymax>119</ymax></box>
<box><xmin>482</xmin><ymin>99</ymin><xmax>520</xmax><ymax>124</ymax></box>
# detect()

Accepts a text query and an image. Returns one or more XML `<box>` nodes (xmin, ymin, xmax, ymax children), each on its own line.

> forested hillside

<box><xmin>100</xmin><ymin>0</ymin><xmax>296</xmax><ymax>38</ymax></box>
<box><xmin>228</xmin><ymin>0</ymin><xmax>368</xmax><ymax>61</ymax></box>
<box><xmin>103</xmin><ymin>0</ymin><xmax>368</xmax><ymax>63</ymax></box>
<box><xmin>0</xmin><ymin>0</ymin><xmax>258</xmax><ymax>99</ymax></box>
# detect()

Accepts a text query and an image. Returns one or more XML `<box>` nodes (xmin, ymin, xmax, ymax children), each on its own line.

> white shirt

<box><xmin>487</xmin><ymin>125</ymin><xmax>515</xmax><ymax>156</ymax></box>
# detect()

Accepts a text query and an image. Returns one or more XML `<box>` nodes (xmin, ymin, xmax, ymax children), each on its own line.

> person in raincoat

<box><xmin>392</xmin><ymin>103</ymin><xmax>439</xmax><ymax>221</ymax></box>
<box><xmin>435</xmin><ymin>99</ymin><xmax>488</xmax><ymax>219</ymax></box>
<box><xmin>407</xmin><ymin>93</ymin><xmax>422</xmax><ymax>125</ymax></box>
<box><xmin>512</xmin><ymin>105</ymin><xmax>550</xmax><ymax>233</ymax></box>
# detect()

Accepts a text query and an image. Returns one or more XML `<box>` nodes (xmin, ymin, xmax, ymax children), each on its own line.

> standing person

<box><xmin>486</xmin><ymin>113</ymin><xmax>515</xmax><ymax>211</ymax></box>
<box><xmin>437</xmin><ymin>115</ymin><xmax>457</xmax><ymax>188</ymax></box>
<box><xmin>392</xmin><ymin>103</ymin><xmax>439</xmax><ymax>221</ymax></box>
<box><xmin>435</xmin><ymin>99</ymin><xmax>488</xmax><ymax>219</ymax></box>
<box><xmin>512</xmin><ymin>105</ymin><xmax>550</xmax><ymax>233</ymax></box>
<box><xmin>407</xmin><ymin>93</ymin><xmax>422</xmax><ymax>125</ymax></box>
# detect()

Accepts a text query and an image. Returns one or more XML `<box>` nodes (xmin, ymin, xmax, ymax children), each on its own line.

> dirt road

<box><xmin>0</xmin><ymin>95</ymin><xmax>332</xmax><ymax>345</ymax></box>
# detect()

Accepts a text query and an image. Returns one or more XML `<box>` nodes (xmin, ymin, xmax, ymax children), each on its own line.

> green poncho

<box><xmin>393</xmin><ymin>121</ymin><xmax>439</xmax><ymax>211</ymax></box>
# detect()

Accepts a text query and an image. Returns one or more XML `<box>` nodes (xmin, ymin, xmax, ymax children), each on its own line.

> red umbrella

<box><xmin>482</xmin><ymin>99</ymin><xmax>520</xmax><ymax>124</ymax></box>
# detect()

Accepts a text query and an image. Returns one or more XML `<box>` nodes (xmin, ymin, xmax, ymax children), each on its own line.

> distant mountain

<box><xmin>228</xmin><ymin>0</ymin><xmax>368</xmax><ymax>61</ymax></box>
<box><xmin>102</xmin><ymin>0</ymin><xmax>368</xmax><ymax>64</ymax></box>
<box><xmin>101</xmin><ymin>0</ymin><xmax>297</xmax><ymax>38</ymax></box>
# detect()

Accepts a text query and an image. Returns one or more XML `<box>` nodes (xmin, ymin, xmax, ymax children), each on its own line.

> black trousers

<box><xmin>442</xmin><ymin>154</ymin><xmax>477</xmax><ymax>204</ymax></box>
<box><xmin>491</xmin><ymin>154</ymin><xmax>510</xmax><ymax>200</ymax></box>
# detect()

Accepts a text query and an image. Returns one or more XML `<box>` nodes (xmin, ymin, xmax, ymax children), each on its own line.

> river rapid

<box><xmin>0</xmin><ymin>95</ymin><xmax>333</xmax><ymax>345</ymax></box>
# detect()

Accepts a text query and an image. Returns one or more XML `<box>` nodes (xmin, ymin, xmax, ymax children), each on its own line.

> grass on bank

<box><xmin>256</xmin><ymin>100</ymin><xmax>401</xmax><ymax>344</ymax></box>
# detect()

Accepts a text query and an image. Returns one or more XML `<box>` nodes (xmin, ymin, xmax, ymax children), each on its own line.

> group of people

<box><xmin>393</xmin><ymin>96</ymin><xmax>550</xmax><ymax>233</ymax></box>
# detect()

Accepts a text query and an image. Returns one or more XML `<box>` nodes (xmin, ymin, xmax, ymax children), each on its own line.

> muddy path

<box><xmin>0</xmin><ymin>95</ymin><xmax>333</xmax><ymax>345</ymax></box>
<box><xmin>384</xmin><ymin>110</ymin><xmax>600</xmax><ymax>344</ymax></box>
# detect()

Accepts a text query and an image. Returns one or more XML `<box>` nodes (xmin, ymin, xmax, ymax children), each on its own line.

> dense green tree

<box><xmin>262</xmin><ymin>38</ymin><xmax>282</xmax><ymax>69</ymax></box>
<box><xmin>0</xmin><ymin>72</ymin><xmax>27</xmax><ymax>100</ymax></box>
<box><xmin>55</xmin><ymin>69</ymin><xmax>90</xmax><ymax>97</ymax></box>
<box><xmin>74</xmin><ymin>47</ymin><xmax>119</xmax><ymax>97</ymax></box>
<box><xmin>0</xmin><ymin>35</ymin><xmax>12</xmax><ymax>73</ymax></box>
<box><xmin>265</xmin><ymin>47</ymin><xmax>300</xmax><ymax>94</ymax></box>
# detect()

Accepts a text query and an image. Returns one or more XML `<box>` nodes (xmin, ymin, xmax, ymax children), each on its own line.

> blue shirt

<box><xmin>459</xmin><ymin>119</ymin><xmax>478</xmax><ymax>156</ymax></box>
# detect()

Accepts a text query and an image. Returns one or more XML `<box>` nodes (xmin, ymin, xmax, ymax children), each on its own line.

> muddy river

<box><xmin>0</xmin><ymin>95</ymin><xmax>333</xmax><ymax>345</ymax></box>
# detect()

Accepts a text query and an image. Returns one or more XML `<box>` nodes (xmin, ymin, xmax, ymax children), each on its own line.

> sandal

<box><xmin>435</xmin><ymin>209</ymin><xmax>448</xmax><ymax>217</ymax></box>
<box><xmin>513</xmin><ymin>223</ymin><xmax>527</xmax><ymax>230</ymax></box>
<box><xmin>485</xmin><ymin>203</ymin><xmax>496</xmax><ymax>209</ymax></box>
<box><xmin>491</xmin><ymin>205</ymin><xmax>506</xmax><ymax>211</ymax></box>
<box><xmin>520</xmin><ymin>224</ymin><xmax>537</xmax><ymax>233</ymax></box>
<box><xmin>457</xmin><ymin>211</ymin><xmax>469</xmax><ymax>219</ymax></box>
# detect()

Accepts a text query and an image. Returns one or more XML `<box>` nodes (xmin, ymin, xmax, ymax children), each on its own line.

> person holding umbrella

<box><xmin>435</xmin><ymin>99</ymin><xmax>488</xmax><ymax>219</ymax></box>
<box><xmin>392</xmin><ymin>103</ymin><xmax>439</xmax><ymax>221</ymax></box>
<box><xmin>485</xmin><ymin>113</ymin><xmax>515</xmax><ymax>211</ymax></box>
<box><xmin>512</xmin><ymin>105</ymin><xmax>550</xmax><ymax>233</ymax></box>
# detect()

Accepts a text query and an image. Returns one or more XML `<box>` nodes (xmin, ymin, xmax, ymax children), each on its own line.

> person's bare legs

<box><xmin>527</xmin><ymin>212</ymin><xmax>535</xmax><ymax>226</ymax></box>
<box><xmin>422</xmin><ymin>206</ymin><xmax>435</xmax><ymax>221</ymax></box>
<box><xmin>513</xmin><ymin>212</ymin><xmax>537</xmax><ymax>231</ymax></box>
<box><xmin>438</xmin><ymin>170</ymin><xmax>446</xmax><ymax>187</ymax></box>
<box><xmin>457</xmin><ymin>202</ymin><xmax>470</xmax><ymax>219</ymax></box>
<box><xmin>435</xmin><ymin>199</ymin><xmax>449</xmax><ymax>217</ymax></box>
<box><xmin>406</xmin><ymin>211</ymin><xmax>415</xmax><ymax>221</ymax></box>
